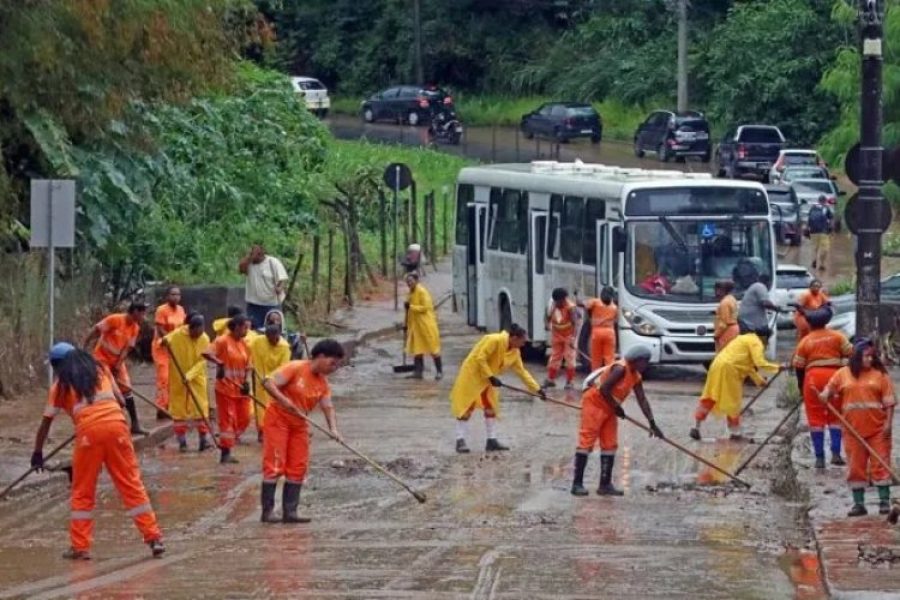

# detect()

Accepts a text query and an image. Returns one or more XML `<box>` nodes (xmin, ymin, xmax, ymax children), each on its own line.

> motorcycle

<box><xmin>427</xmin><ymin>108</ymin><xmax>463</xmax><ymax>145</ymax></box>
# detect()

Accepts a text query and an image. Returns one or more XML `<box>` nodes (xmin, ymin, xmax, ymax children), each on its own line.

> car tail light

<box><xmin>737</xmin><ymin>144</ymin><xmax>746</xmax><ymax>159</ymax></box>
<box><xmin>827</xmin><ymin>196</ymin><xmax>836</xmax><ymax>205</ymax></box>
<box><xmin>417</xmin><ymin>96</ymin><xmax>429</xmax><ymax>108</ymax></box>
<box><xmin>443</xmin><ymin>96</ymin><xmax>453</xmax><ymax>105</ymax></box>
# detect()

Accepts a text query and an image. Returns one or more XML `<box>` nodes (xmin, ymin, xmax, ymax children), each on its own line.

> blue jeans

<box><xmin>246</xmin><ymin>302</ymin><xmax>280</xmax><ymax>330</ymax></box>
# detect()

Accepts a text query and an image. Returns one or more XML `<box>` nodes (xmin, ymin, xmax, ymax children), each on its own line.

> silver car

<box><xmin>771</xmin><ymin>264</ymin><xmax>814</xmax><ymax>328</ymax></box>
<box><xmin>791</xmin><ymin>178</ymin><xmax>841</xmax><ymax>223</ymax></box>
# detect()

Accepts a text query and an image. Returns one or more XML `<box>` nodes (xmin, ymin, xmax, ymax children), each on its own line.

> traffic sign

<box><xmin>383</xmin><ymin>163</ymin><xmax>412</xmax><ymax>191</ymax></box>
<box><xmin>844</xmin><ymin>143</ymin><xmax>900</xmax><ymax>186</ymax></box>
<box><xmin>843</xmin><ymin>192</ymin><xmax>892</xmax><ymax>234</ymax></box>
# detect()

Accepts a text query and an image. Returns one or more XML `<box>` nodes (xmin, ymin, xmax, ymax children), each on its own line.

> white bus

<box><xmin>451</xmin><ymin>161</ymin><xmax>777</xmax><ymax>364</ymax></box>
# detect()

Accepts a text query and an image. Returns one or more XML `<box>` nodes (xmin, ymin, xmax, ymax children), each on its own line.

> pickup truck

<box><xmin>715</xmin><ymin>125</ymin><xmax>786</xmax><ymax>180</ymax></box>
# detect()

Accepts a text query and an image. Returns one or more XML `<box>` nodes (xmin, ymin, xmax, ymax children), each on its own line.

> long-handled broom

<box><xmin>393</xmin><ymin>306</ymin><xmax>416</xmax><ymax>373</ymax></box>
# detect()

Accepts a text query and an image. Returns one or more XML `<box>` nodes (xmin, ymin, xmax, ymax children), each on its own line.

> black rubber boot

<box><xmin>124</xmin><ymin>395</ymin><xmax>148</xmax><ymax>435</ymax></box>
<box><xmin>848</xmin><ymin>503</ymin><xmax>868</xmax><ymax>517</ymax></box>
<box><xmin>485</xmin><ymin>438</ymin><xmax>510</xmax><ymax>452</ymax></box>
<box><xmin>148</xmin><ymin>539</ymin><xmax>166</xmax><ymax>558</ymax></box>
<box><xmin>260</xmin><ymin>482</ymin><xmax>279</xmax><ymax>523</ymax></box>
<box><xmin>597</xmin><ymin>454</ymin><xmax>624</xmax><ymax>496</ymax></box>
<box><xmin>177</xmin><ymin>436</ymin><xmax>188</xmax><ymax>453</ymax></box>
<box><xmin>434</xmin><ymin>356</ymin><xmax>443</xmax><ymax>381</ymax></box>
<box><xmin>407</xmin><ymin>356</ymin><xmax>425</xmax><ymax>379</ymax></box>
<box><xmin>198</xmin><ymin>435</ymin><xmax>212</xmax><ymax>452</ymax></box>
<box><xmin>689</xmin><ymin>427</ymin><xmax>701</xmax><ymax>441</ymax></box>
<box><xmin>830</xmin><ymin>454</ymin><xmax>846</xmax><ymax>466</ymax></box>
<box><xmin>456</xmin><ymin>439</ymin><xmax>470</xmax><ymax>454</ymax></box>
<box><xmin>282</xmin><ymin>483</ymin><xmax>311</xmax><ymax>524</ymax></box>
<box><xmin>220</xmin><ymin>448</ymin><xmax>238</xmax><ymax>464</ymax></box>
<box><xmin>571</xmin><ymin>452</ymin><xmax>589</xmax><ymax>497</ymax></box>
<box><xmin>156</xmin><ymin>409</ymin><xmax>169</xmax><ymax>420</ymax></box>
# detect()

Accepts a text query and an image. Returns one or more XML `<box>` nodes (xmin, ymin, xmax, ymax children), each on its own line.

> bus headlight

<box><xmin>622</xmin><ymin>309</ymin><xmax>659</xmax><ymax>336</ymax></box>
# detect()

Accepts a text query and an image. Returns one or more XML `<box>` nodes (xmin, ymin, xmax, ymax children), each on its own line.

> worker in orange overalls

<box><xmin>202</xmin><ymin>313</ymin><xmax>252</xmax><ymax>464</ymax></box>
<box><xmin>820</xmin><ymin>338</ymin><xmax>896</xmax><ymax>516</ymax></box>
<box><xmin>544</xmin><ymin>287</ymin><xmax>581</xmax><ymax>390</ymax></box>
<box><xmin>151</xmin><ymin>286</ymin><xmax>186</xmax><ymax>420</ymax></box>
<box><xmin>581</xmin><ymin>286</ymin><xmax>618</xmax><ymax>371</ymax></box>
<box><xmin>792</xmin><ymin>279</ymin><xmax>829</xmax><ymax>341</ymax></box>
<box><xmin>84</xmin><ymin>301</ymin><xmax>149</xmax><ymax>435</ymax></box>
<box><xmin>713</xmin><ymin>280</ymin><xmax>739</xmax><ymax>352</ymax></box>
<box><xmin>31</xmin><ymin>345</ymin><xmax>165</xmax><ymax>560</ymax></box>
<box><xmin>260</xmin><ymin>339</ymin><xmax>345</xmax><ymax>523</ymax></box>
<box><xmin>792</xmin><ymin>306</ymin><xmax>851</xmax><ymax>469</ymax></box>
<box><xmin>571</xmin><ymin>345</ymin><xmax>661</xmax><ymax>497</ymax></box>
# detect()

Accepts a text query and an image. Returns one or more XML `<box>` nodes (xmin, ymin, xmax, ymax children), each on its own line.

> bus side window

<box><xmin>547</xmin><ymin>194</ymin><xmax>563</xmax><ymax>259</ymax></box>
<box><xmin>487</xmin><ymin>187</ymin><xmax>501</xmax><ymax>250</ymax></box>
<box><xmin>455</xmin><ymin>184</ymin><xmax>473</xmax><ymax>246</ymax></box>
<box><xmin>560</xmin><ymin>196</ymin><xmax>584</xmax><ymax>263</ymax></box>
<box><xmin>582</xmin><ymin>198</ymin><xmax>605</xmax><ymax>266</ymax></box>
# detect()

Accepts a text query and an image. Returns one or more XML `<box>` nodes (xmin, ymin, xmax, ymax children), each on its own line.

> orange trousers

<box><xmin>460</xmin><ymin>387</ymin><xmax>496</xmax><ymax>420</ymax></box>
<box><xmin>70</xmin><ymin>420</ymin><xmax>161</xmax><ymax>551</ymax></box>
<box><xmin>151</xmin><ymin>342</ymin><xmax>169</xmax><ymax>409</ymax></box>
<box><xmin>846</xmin><ymin>429</ymin><xmax>892</xmax><ymax>489</ymax></box>
<box><xmin>589</xmin><ymin>328</ymin><xmax>616</xmax><ymax>371</ymax></box>
<box><xmin>694</xmin><ymin>398</ymin><xmax>741</xmax><ymax>430</ymax></box>
<box><xmin>548</xmin><ymin>335</ymin><xmax>576</xmax><ymax>381</ymax></box>
<box><xmin>173</xmin><ymin>420</ymin><xmax>210</xmax><ymax>436</ymax></box>
<box><xmin>802</xmin><ymin>367</ymin><xmax>841</xmax><ymax>431</ymax></box>
<box><xmin>235</xmin><ymin>397</ymin><xmax>252</xmax><ymax>439</ymax></box>
<box><xmin>577</xmin><ymin>397</ymin><xmax>618</xmax><ymax>453</ymax></box>
<box><xmin>715</xmin><ymin>324</ymin><xmax>739</xmax><ymax>352</ymax></box>
<box><xmin>262</xmin><ymin>411</ymin><xmax>309</xmax><ymax>483</ymax></box>
<box><xmin>215</xmin><ymin>386</ymin><xmax>242</xmax><ymax>449</ymax></box>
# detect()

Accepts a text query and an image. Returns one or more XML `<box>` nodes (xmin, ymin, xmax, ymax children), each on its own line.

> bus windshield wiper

<box><xmin>660</xmin><ymin>216</ymin><xmax>689</xmax><ymax>253</ymax></box>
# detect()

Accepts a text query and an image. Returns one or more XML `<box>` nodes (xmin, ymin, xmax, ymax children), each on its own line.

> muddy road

<box><xmin>0</xmin><ymin>306</ymin><xmax>824</xmax><ymax>598</ymax></box>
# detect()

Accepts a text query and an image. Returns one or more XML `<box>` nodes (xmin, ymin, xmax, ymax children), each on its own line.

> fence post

<box><xmin>326</xmin><ymin>229</ymin><xmax>334</xmax><ymax>314</ymax></box>
<box><xmin>379</xmin><ymin>190</ymin><xmax>387</xmax><ymax>277</ymax></box>
<box><xmin>428</xmin><ymin>191</ymin><xmax>437</xmax><ymax>266</ymax></box>
<box><xmin>442</xmin><ymin>185</ymin><xmax>449</xmax><ymax>256</ymax></box>
<box><xmin>409</xmin><ymin>180</ymin><xmax>418</xmax><ymax>246</ymax></box>
<box><xmin>342</xmin><ymin>218</ymin><xmax>353</xmax><ymax>306</ymax></box>
<box><xmin>311</xmin><ymin>234</ymin><xmax>320</xmax><ymax>302</ymax></box>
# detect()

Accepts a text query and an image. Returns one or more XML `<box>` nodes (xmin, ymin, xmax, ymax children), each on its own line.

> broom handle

<box><xmin>734</xmin><ymin>400</ymin><xmax>803</xmax><ymax>476</ymax></box>
<box><xmin>162</xmin><ymin>343</ymin><xmax>222</xmax><ymax>448</ymax></box>
<box><xmin>501</xmin><ymin>382</ymin><xmax>751</xmax><ymax>488</ymax></box>
<box><xmin>740</xmin><ymin>369</ymin><xmax>784</xmax><ymax>416</ymax></box>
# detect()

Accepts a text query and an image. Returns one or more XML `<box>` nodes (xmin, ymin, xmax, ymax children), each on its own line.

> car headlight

<box><xmin>622</xmin><ymin>309</ymin><xmax>659</xmax><ymax>336</ymax></box>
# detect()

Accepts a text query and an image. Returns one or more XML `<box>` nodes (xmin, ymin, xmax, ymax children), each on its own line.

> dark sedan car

<box><xmin>633</xmin><ymin>110</ymin><xmax>711</xmax><ymax>162</ymax></box>
<box><xmin>520</xmin><ymin>102</ymin><xmax>602</xmax><ymax>143</ymax></box>
<box><xmin>361</xmin><ymin>85</ymin><xmax>452</xmax><ymax>126</ymax></box>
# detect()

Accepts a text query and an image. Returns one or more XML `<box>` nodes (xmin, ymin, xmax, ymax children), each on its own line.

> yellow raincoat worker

<box><xmin>450</xmin><ymin>324</ymin><xmax>545</xmax><ymax>453</ymax></box>
<box><xmin>162</xmin><ymin>313</ymin><xmax>213</xmax><ymax>452</ymax></box>
<box><xmin>404</xmin><ymin>273</ymin><xmax>443</xmax><ymax>380</ymax></box>
<box><xmin>249</xmin><ymin>321</ymin><xmax>291</xmax><ymax>442</ymax></box>
<box><xmin>690</xmin><ymin>328</ymin><xmax>782</xmax><ymax>441</ymax></box>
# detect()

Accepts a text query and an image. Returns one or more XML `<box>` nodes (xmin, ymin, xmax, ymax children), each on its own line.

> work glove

<box><xmin>31</xmin><ymin>450</ymin><xmax>44</xmax><ymax>472</ymax></box>
<box><xmin>404</xmin><ymin>302</ymin><xmax>410</xmax><ymax>310</ymax></box>
<box><xmin>488</xmin><ymin>376</ymin><xmax>503</xmax><ymax>388</ymax></box>
<box><xmin>613</xmin><ymin>404</ymin><xmax>626</xmax><ymax>419</ymax></box>
<box><xmin>648</xmin><ymin>419</ymin><xmax>664</xmax><ymax>439</ymax></box>
<box><xmin>216</xmin><ymin>365</ymin><xmax>225</xmax><ymax>380</ymax></box>
<box><xmin>240</xmin><ymin>381</ymin><xmax>251</xmax><ymax>395</ymax></box>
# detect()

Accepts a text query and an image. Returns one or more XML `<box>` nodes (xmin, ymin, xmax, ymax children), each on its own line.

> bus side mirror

<box><xmin>613</xmin><ymin>227</ymin><xmax>627</xmax><ymax>253</ymax></box>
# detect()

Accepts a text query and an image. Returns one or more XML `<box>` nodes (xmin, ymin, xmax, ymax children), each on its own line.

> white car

<box><xmin>290</xmin><ymin>76</ymin><xmax>330</xmax><ymax>118</ymax></box>
<box><xmin>769</xmin><ymin>149</ymin><xmax>827</xmax><ymax>183</ymax></box>
<box><xmin>771</xmin><ymin>264</ymin><xmax>814</xmax><ymax>328</ymax></box>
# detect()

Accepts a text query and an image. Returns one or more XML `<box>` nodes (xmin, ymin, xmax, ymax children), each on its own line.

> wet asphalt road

<box><xmin>0</xmin><ymin>302</ymin><xmax>824</xmax><ymax>599</ymax></box>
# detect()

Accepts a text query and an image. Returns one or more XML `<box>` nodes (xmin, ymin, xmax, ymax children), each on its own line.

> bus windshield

<box><xmin>626</xmin><ymin>218</ymin><xmax>772</xmax><ymax>303</ymax></box>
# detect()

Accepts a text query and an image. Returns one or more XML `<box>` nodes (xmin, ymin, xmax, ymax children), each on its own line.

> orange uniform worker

<box><xmin>151</xmin><ymin>286</ymin><xmax>186</xmax><ymax>417</ymax></box>
<box><xmin>202</xmin><ymin>313</ymin><xmax>252</xmax><ymax>464</ymax></box>
<box><xmin>260</xmin><ymin>340</ymin><xmax>345</xmax><ymax>523</ymax></box>
<box><xmin>31</xmin><ymin>345</ymin><xmax>165</xmax><ymax>560</ymax></box>
<box><xmin>544</xmin><ymin>287</ymin><xmax>581</xmax><ymax>390</ymax></box>
<box><xmin>582</xmin><ymin>286</ymin><xmax>618</xmax><ymax>371</ymax></box>
<box><xmin>713</xmin><ymin>280</ymin><xmax>739</xmax><ymax>351</ymax></box>
<box><xmin>792</xmin><ymin>279</ymin><xmax>829</xmax><ymax>341</ymax></box>
<box><xmin>571</xmin><ymin>345</ymin><xmax>661</xmax><ymax>497</ymax></box>
<box><xmin>84</xmin><ymin>302</ymin><xmax>148</xmax><ymax>435</ymax></box>
<box><xmin>792</xmin><ymin>307</ymin><xmax>851</xmax><ymax>469</ymax></box>
<box><xmin>820</xmin><ymin>339</ymin><xmax>896</xmax><ymax>517</ymax></box>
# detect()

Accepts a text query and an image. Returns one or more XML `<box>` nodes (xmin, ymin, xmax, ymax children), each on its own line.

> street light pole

<box><xmin>676</xmin><ymin>0</ymin><xmax>688</xmax><ymax>112</ymax></box>
<box><xmin>855</xmin><ymin>0</ymin><xmax>885</xmax><ymax>340</ymax></box>
<box><xmin>413</xmin><ymin>0</ymin><xmax>424</xmax><ymax>85</ymax></box>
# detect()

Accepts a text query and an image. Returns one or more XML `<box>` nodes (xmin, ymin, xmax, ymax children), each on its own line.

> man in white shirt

<box><xmin>239</xmin><ymin>244</ymin><xmax>289</xmax><ymax>329</ymax></box>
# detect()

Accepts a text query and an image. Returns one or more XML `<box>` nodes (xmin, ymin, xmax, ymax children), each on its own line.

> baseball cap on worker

<box><xmin>48</xmin><ymin>342</ymin><xmax>75</xmax><ymax>362</ymax></box>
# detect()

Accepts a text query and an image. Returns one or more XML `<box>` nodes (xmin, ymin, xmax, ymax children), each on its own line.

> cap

<box><xmin>49</xmin><ymin>342</ymin><xmax>75</xmax><ymax>362</ymax></box>
<box><xmin>624</xmin><ymin>345</ymin><xmax>652</xmax><ymax>362</ymax></box>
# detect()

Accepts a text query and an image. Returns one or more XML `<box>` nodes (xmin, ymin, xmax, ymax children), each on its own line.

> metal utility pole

<box><xmin>413</xmin><ymin>0</ymin><xmax>424</xmax><ymax>85</ymax></box>
<box><xmin>855</xmin><ymin>0</ymin><xmax>885</xmax><ymax>339</ymax></box>
<box><xmin>676</xmin><ymin>0</ymin><xmax>688</xmax><ymax>112</ymax></box>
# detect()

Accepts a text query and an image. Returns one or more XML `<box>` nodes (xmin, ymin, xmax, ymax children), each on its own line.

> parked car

<box><xmin>771</xmin><ymin>264</ymin><xmax>814</xmax><ymax>328</ymax></box>
<box><xmin>716</xmin><ymin>125</ymin><xmax>787</xmax><ymax>180</ymax></box>
<box><xmin>780</xmin><ymin>165</ymin><xmax>830</xmax><ymax>185</ymax></box>
<box><xmin>828</xmin><ymin>274</ymin><xmax>900</xmax><ymax>339</ymax></box>
<box><xmin>766</xmin><ymin>184</ymin><xmax>802</xmax><ymax>246</ymax></box>
<box><xmin>520</xmin><ymin>102</ymin><xmax>602</xmax><ymax>143</ymax></box>
<box><xmin>769</xmin><ymin>149</ymin><xmax>827</xmax><ymax>183</ymax></box>
<box><xmin>633</xmin><ymin>110</ymin><xmax>710</xmax><ymax>162</ymax></box>
<box><xmin>290</xmin><ymin>76</ymin><xmax>330</xmax><ymax>118</ymax></box>
<box><xmin>790</xmin><ymin>178</ymin><xmax>843</xmax><ymax>224</ymax></box>
<box><xmin>361</xmin><ymin>85</ymin><xmax>452</xmax><ymax>126</ymax></box>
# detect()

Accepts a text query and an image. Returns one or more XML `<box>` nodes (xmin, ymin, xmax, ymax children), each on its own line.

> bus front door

<box><xmin>595</xmin><ymin>220</ymin><xmax>611</xmax><ymax>289</ymax></box>
<box><xmin>467</xmin><ymin>203</ymin><xmax>488</xmax><ymax>328</ymax></box>
<box><xmin>528</xmin><ymin>211</ymin><xmax>548</xmax><ymax>338</ymax></box>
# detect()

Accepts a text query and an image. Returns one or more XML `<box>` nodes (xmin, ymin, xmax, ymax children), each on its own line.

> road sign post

<box><xmin>30</xmin><ymin>180</ymin><xmax>76</xmax><ymax>384</ymax></box>
<box><xmin>855</xmin><ymin>0</ymin><xmax>886</xmax><ymax>340</ymax></box>
<box><xmin>383</xmin><ymin>163</ymin><xmax>412</xmax><ymax>311</ymax></box>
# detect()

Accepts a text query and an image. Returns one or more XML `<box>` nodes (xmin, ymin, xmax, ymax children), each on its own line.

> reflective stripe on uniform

<box><xmin>848</xmin><ymin>480</ymin><xmax>868</xmax><ymax>490</ymax></box>
<box><xmin>219</xmin><ymin>432</ymin><xmax>234</xmax><ymax>439</ymax></box>
<box><xmin>843</xmin><ymin>401</ymin><xmax>885</xmax><ymax>412</ymax></box>
<box><xmin>99</xmin><ymin>340</ymin><xmax>123</xmax><ymax>355</ymax></box>
<box><xmin>71</xmin><ymin>397</ymin><xmax>119</xmax><ymax>416</ymax></box>
<box><xmin>599</xmin><ymin>449</ymin><xmax>617</xmax><ymax>457</ymax></box>
<box><xmin>126</xmin><ymin>503</ymin><xmax>153</xmax><ymax>517</ymax></box>
<box><xmin>807</xmin><ymin>359</ymin><xmax>847</xmax><ymax>368</ymax></box>
<box><xmin>224</xmin><ymin>368</ymin><xmax>245</xmax><ymax>379</ymax></box>
<box><xmin>71</xmin><ymin>510</ymin><xmax>94</xmax><ymax>520</ymax></box>
<box><xmin>320</xmin><ymin>397</ymin><xmax>333</xmax><ymax>409</ymax></box>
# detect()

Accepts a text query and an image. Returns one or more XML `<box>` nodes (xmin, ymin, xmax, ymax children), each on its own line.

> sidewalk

<box><xmin>797</xmin><ymin>369</ymin><xmax>900</xmax><ymax>597</ymax></box>
<box><xmin>0</xmin><ymin>258</ymin><xmax>456</xmax><ymax>497</ymax></box>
